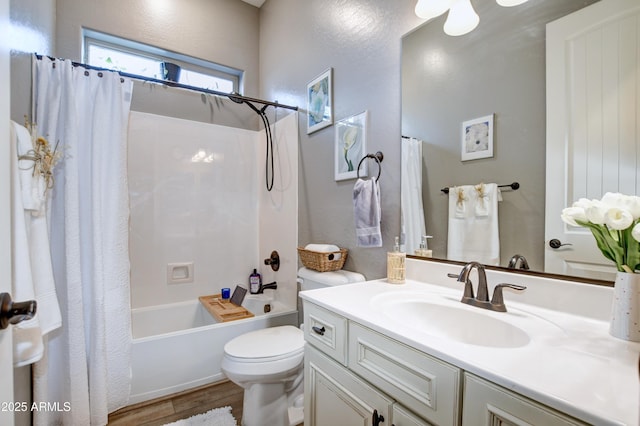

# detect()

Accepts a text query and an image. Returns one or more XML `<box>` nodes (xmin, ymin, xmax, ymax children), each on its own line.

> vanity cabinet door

<box><xmin>349</xmin><ymin>322</ymin><xmax>461</xmax><ymax>426</ymax></box>
<box><xmin>305</xmin><ymin>346</ymin><xmax>393</xmax><ymax>426</ymax></box>
<box><xmin>303</xmin><ymin>301</ymin><xmax>348</xmax><ymax>365</ymax></box>
<box><xmin>462</xmin><ymin>374</ymin><xmax>588</xmax><ymax>426</ymax></box>
<box><xmin>392</xmin><ymin>404</ymin><xmax>433</xmax><ymax>426</ymax></box>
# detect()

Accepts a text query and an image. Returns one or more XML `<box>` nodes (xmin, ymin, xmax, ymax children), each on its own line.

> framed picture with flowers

<box><xmin>306</xmin><ymin>68</ymin><xmax>333</xmax><ymax>134</ymax></box>
<box><xmin>335</xmin><ymin>111</ymin><xmax>367</xmax><ymax>181</ymax></box>
<box><xmin>461</xmin><ymin>114</ymin><xmax>494</xmax><ymax>161</ymax></box>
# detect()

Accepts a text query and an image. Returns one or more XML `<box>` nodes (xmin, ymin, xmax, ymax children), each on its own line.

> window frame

<box><xmin>82</xmin><ymin>28</ymin><xmax>243</xmax><ymax>93</ymax></box>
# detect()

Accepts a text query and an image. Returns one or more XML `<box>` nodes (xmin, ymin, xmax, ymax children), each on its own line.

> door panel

<box><xmin>1</xmin><ymin>1</ymin><xmax>15</xmax><ymax>425</ymax></box>
<box><xmin>545</xmin><ymin>0</ymin><xmax>640</xmax><ymax>280</ymax></box>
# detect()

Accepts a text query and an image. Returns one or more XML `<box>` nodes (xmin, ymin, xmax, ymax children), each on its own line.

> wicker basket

<box><xmin>297</xmin><ymin>247</ymin><xmax>348</xmax><ymax>272</ymax></box>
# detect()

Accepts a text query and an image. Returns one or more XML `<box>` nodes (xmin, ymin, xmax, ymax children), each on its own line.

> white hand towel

<box><xmin>353</xmin><ymin>177</ymin><xmax>382</xmax><ymax>247</ymax></box>
<box><xmin>447</xmin><ymin>183</ymin><xmax>500</xmax><ymax>265</ymax></box>
<box><xmin>305</xmin><ymin>244</ymin><xmax>342</xmax><ymax>260</ymax></box>
<box><xmin>452</xmin><ymin>186</ymin><xmax>467</xmax><ymax>218</ymax></box>
<box><xmin>305</xmin><ymin>243</ymin><xmax>340</xmax><ymax>253</ymax></box>
<box><xmin>13</xmin><ymin>121</ymin><xmax>46</xmax><ymax>215</ymax></box>
<box><xmin>10</xmin><ymin>122</ymin><xmax>62</xmax><ymax>367</ymax></box>
<box><xmin>474</xmin><ymin>183</ymin><xmax>489</xmax><ymax>217</ymax></box>
<box><xmin>12</xmin><ymin>121</ymin><xmax>61</xmax><ymax>336</ymax></box>
<box><xmin>10</xmin><ymin>122</ymin><xmax>44</xmax><ymax>367</ymax></box>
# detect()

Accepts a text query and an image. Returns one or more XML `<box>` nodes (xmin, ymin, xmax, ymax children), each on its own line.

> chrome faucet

<box><xmin>448</xmin><ymin>261</ymin><xmax>526</xmax><ymax>312</ymax></box>
<box><xmin>507</xmin><ymin>254</ymin><xmax>530</xmax><ymax>270</ymax></box>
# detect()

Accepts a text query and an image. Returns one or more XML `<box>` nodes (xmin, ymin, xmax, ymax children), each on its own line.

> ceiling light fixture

<box><xmin>444</xmin><ymin>0</ymin><xmax>479</xmax><ymax>36</ymax></box>
<box><xmin>496</xmin><ymin>0</ymin><xmax>528</xmax><ymax>6</ymax></box>
<box><xmin>414</xmin><ymin>0</ymin><xmax>454</xmax><ymax>20</ymax></box>
<box><xmin>415</xmin><ymin>0</ymin><xmax>529</xmax><ymax>36</ymax></box>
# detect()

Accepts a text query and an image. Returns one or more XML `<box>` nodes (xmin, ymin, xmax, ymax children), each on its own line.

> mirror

<box><xmin>401</xmin><ymin>0</ymin><xmax>602</xmax><ymax>280</ymax></box>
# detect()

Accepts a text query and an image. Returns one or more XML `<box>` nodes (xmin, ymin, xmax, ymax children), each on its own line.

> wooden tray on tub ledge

<box><xmin>198</xmin><ymin>294</ymin><xmax>254</xmax><ymax>322</ymax></box>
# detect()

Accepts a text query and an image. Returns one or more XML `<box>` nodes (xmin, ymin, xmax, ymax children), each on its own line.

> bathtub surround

<box><xmin>128</xmin><ymin>110</ymin><xmax>299</xmax><ymax>311</ymax></box>
<box><xmin>31</xmin><ymin>57</ymin><xmax>134</xmax><ymax>425</ymax></box>
<box><xmin>127</xmin><ymin>110</ymin><xmax>299</xmax><ymax>404</ymax></box>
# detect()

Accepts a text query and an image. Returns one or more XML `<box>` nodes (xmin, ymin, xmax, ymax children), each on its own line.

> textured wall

<box><xmin>259</xmin><ymin>0</ymin><xmax>421</xmax><ymax>279</ymax></box>
<box><xmin>54</xmin><ymin>0</ymin><xmax>261</xmax><ymax>128</ymax></box>
<box><xmin>9</xmin><ymin>0</ymin><xmax>55</xmax><ymax>123</ymax></box>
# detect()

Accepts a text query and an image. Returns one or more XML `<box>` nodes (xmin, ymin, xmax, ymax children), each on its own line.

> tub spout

<box><xmin>258</xmin><ymin>281</ymin><xmax>277</xmax><ymax>294</ymax></box>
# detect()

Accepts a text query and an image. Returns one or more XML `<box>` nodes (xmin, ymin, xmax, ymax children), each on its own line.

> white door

<box><xmin>0</xmin><ymin>1</ymin><xmax>15</xmax><ymax>425</ymax></box>
<box><xmin>545</xmin><ymin>0</ymin><xmax>640</xmax><ymax>281</ymax></box>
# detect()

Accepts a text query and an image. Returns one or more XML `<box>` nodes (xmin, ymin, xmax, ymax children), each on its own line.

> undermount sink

<box><xmin>371</xmin><ymin>291</ymin><xmax>561</xmax><ymax>348</ymax></box>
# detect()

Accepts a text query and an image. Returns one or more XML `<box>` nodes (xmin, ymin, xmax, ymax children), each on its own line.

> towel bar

<box><xmin>441</xmin><ymin>182</ymin><xmax>519</xmax><ymax>194</ymax></box>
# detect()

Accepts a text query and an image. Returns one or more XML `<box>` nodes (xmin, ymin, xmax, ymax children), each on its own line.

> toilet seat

<box><xmin>224</xmin><ymin>325</ymin><xmax>304</xmax><ymax>363</ymax></box>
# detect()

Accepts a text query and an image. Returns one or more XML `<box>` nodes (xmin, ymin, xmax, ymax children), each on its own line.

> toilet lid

<box><xmin>224</xmin><ymin>325</ymin><xmax>304</xmax><ymax>360</ymax></box>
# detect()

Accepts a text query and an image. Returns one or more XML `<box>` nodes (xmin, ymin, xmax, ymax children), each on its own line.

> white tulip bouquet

<box><xmin>561</xmin><ymin>193</ymin><xmax>640</xmax><ymax>273</ymax></box>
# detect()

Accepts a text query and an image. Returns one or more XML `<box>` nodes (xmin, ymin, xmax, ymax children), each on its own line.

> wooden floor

<box><xmin>108</xmin><ymin>380</ymin><xmax>244</xmax><ymax>425</ymax></box>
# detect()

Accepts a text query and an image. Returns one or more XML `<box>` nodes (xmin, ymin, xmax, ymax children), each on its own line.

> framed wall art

<box><xmin>306</xmin><ymin>68</ymin><xmax>333</xmax><ymax>134</ymax></box>
<box><xmin>335</xmin><ymin>111</ymin><xmax>367</xmax><ymax>181</ymax></box>
<box><xmin>461</xmin><ymin>114</ymin><xmax>494</xmax><ymax>161</ymax></box>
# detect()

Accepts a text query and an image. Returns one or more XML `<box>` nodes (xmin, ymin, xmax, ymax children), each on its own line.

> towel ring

<box><xmin>356</xmin><ymin>151</ymin><xmax>384</xmax><ymax>180</ymax></box>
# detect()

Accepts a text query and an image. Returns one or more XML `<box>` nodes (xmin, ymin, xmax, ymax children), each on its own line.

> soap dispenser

<box><xmin>414</xmin><ymin>235</ymin><xmax>433</xmax><ymax>258</ymax></box>
<box><xmin>387</xmin><ymin>236</ymin><xmax>406</xmax><ymax>284</ymax></box>
<box><xmin>249</xmin><ymin>269</ymin><xmax>262</xmax><ymax>294</ymax></box>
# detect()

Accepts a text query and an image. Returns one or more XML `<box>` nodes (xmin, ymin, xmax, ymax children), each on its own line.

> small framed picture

<box><xmin>461</xmin><ymin>114</ymin><xmax>494</xmax><ymax>161</ymax></box>
<box><xmin>306</xmin><ymin>68</ymin><xmax>333</xmax><ymax>134</ymax></box>
<box><xmin>335</xmin><ymin>111</ymin><xmax>367</xmax><ymax>181</ymax></box>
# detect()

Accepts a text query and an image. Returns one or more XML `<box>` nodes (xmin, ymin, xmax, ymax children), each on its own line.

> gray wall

<box><xmin>55</xmin><ymin>0</ymin><xmax>263</xmax><ymax>128</ymax></box>
<box><xmin>9</xmin><ymin>0</ymin><xmax>55</xmax><ymax>123</ymax></box>
<box><xmin>11</xmin><ymin>0</ymin><xmax>262</xmax><ymax>129</ymax></box>
<box><xmin>401</xmin><ymin>0</ymin><xmax>597</xmax><ymax>271</ymax></box>
<box><xmin>260</xmin><ymin>0</ymin><xmax>421</xmax><ymax>279</ymax></box>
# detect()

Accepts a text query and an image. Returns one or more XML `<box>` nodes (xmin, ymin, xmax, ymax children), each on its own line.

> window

<box><xmin>83</xmin><ymin>29</ymin><xmax>241</xmax><ymax>94</ymax></box>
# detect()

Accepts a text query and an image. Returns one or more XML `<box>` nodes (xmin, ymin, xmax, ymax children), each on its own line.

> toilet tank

<box><xmin>298</xmin><ymin>267</ymin><xmax>365</xmax><ymax>291</ymax></box>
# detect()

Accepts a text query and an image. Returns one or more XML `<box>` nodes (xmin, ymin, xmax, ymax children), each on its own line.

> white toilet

<box><xmin>221</xmin><ymin>267</ymin><xmax>365</xmax><ymax>426</ymax></box>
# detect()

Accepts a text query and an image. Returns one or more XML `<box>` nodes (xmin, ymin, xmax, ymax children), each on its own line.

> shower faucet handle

<box><xmin>264</xmin><ymin>250</ymin><xmax>280</xmax><ymax>271</ymax></box>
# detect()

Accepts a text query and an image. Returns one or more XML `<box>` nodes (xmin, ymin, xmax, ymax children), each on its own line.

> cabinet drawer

<box><xmin>349</xmin><ymin>322</ymin><xmax>461</xmax><ymax>426</ymax></box>
<box><xmin>462</xmin><ymin>373</ymin><xmax>588</xmax><ymax>426</ymax></box>
<box><xmin>303</xmin><ymin>301</ymin><xmax>348</xmax><ymax>365</ymax></box>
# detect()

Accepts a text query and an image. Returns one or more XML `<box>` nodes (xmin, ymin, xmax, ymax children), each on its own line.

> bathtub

<box><xmin>129</xmin><ymin>294</ymin><xmax>298</xmax><ymax>404</ymax></box>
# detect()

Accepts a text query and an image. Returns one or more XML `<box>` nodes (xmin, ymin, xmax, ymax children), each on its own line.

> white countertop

<box><xmin>300</xmin><ymin>265</ymin><xmax>640</xmax><ymax>426</ymax></box>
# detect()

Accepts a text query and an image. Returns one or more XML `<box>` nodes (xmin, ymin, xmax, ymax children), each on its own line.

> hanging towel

<box><xmin>400</xmin><ymin>137</ymin><xmax>426</xmax><ymax>255</ymax></box>
<box><xmin>10</xmin><ymin>121</ymin><xmax>61</xmax><ymax>367</ymax></box>
<box><xmin>14</xmin><ymin>122</ymin><xmax>47</xmax><ymax>214</ymax></box>
<box><xmin>353</xmin><ymin>177</ymin><xmax>382</xmax><ymax>247</ymax></box>
<box><xmin>447</xmin><ymin>183</ymin><xmax>500</xmax><ymax>265</ymax></box>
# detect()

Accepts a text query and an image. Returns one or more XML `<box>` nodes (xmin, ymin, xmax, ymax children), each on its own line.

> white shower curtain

<box><xmin>401</xmin><ymin>137</ymin><xmax>426</xmax><ymax>254</ymax></box>
<box><xmin>30</xmin><ymin>56</ymin><xmax>133</xmax><ymax>425</ymax></box>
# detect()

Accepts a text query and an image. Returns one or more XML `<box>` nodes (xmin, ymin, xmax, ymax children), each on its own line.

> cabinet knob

<box><xmin>312</xmin><ymin>325</ymin><xmax>325</xmax><ymax>336</ymax></box>
<box><xmin>372</xmin><ymin>409</ymin><xmax>384</xmax><ymax>425</ymax></box>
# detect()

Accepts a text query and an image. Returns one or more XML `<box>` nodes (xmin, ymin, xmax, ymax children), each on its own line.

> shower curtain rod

<box><xmin>34</xmin><ymin>54</ymin><xmax>298</xmax><ymax>112</ymax></box>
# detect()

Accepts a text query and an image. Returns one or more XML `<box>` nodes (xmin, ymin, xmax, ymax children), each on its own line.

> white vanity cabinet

<box><xmin>304</xmin><ymin>301</ymin><xmax>444</xmax><ymax>426</ymax></box>
<box><xmin>303</xmin><ymin>299</ymin><xmax>589</xmax><ymax>426</ymax></box>
<box><xmin>305</xmin><ymin>346</ymin><xmax>394</xmax><ymax>426</ymax></box>
<box><xmin>348</xmin><ymin>322</ymin><xmax>460</xmax><ymax>425</ymax></box>
<box><xmin>462</xmin><ymin>374</ymin><xmax>587</xmax><ymax>426</ymax></box>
